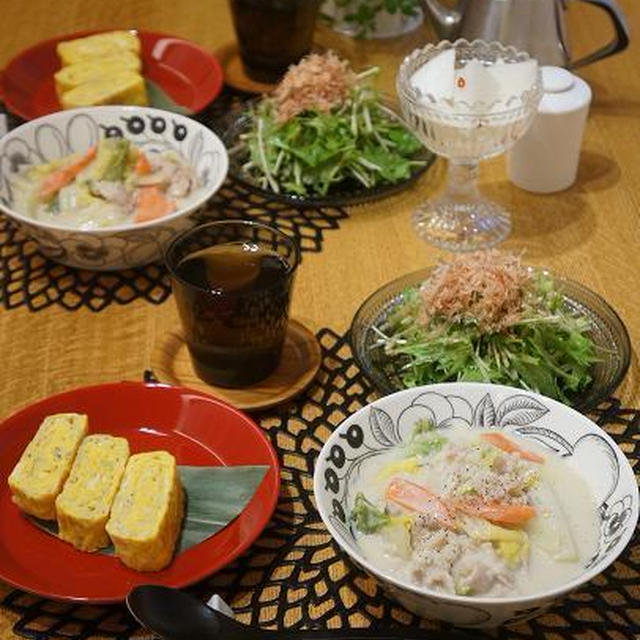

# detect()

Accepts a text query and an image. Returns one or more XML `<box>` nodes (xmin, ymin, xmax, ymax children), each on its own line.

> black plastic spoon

<box><xmin>126</xmin><ymin>585</ymin><xmax>474</xmax><ymax>640</ymax></box>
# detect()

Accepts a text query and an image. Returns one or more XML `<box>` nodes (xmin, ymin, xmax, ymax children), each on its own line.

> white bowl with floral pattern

<box><xmin>0</xmin><ymin>106</ymin><xmax>228</xmax><ymax>270</ymax></box>
<box><xmin>313</xmin><ymin>382</ymin><xmax>638</xmax><ymax>627</ymax></box>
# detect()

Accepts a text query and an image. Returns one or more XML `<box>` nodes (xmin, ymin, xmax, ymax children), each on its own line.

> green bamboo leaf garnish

<box><xmin>28</xmin><ymin>464</ymin><xmax>269</xmax><ymax>555</ymax></box>
<box><xmin>145</xmin><ymin>79</ymin><xmax>193</xmax><ymax>115</ymax></box>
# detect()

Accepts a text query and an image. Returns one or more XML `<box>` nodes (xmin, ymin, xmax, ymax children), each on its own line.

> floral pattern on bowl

<box><xmin>0</xmin><ymin>106</ymin><xmax>228</xmax><ymax>270</ymax></box>
<box><xmin>313</xmin><ymin>382</ymin><xmax>638</xmax><ymax>627</ymax></box>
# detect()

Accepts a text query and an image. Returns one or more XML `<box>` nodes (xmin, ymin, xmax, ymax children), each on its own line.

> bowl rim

<box><xmin>313</xmin><ymin>381</ymin><xmax>639</xmax><ymax>607</ymax></box>
<box><xmin>0</xmin><ymin>105</ymin><xmax>229</xmax><ymax>235</ymax></box>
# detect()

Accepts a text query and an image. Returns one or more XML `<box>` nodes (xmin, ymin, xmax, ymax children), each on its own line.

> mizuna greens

<box><xmin>232</xmin><ymin>53</ymin><xmax>425</xmax><ymax>197</ymax></box>
<box><xmin>373</xmin><ymin>252</ymin><xmax>598</xmax><ymax>404</ymax></box>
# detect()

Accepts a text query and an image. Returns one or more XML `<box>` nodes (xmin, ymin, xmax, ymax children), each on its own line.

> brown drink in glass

<box><xmin>229</xmin><ymin>0</ymin><xmax>321</xmax><ymax>83</ymax></box>
<box><xmin>166</xmin><ymin>221</ymin><xmax>300</xmax><ymax>388</ymax></box>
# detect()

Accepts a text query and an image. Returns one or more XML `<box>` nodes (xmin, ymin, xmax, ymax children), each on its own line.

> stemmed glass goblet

<box><xmin>397</xmin><ymin>39</ymin><xmax>543</xmax><ymax>251</ymax></box>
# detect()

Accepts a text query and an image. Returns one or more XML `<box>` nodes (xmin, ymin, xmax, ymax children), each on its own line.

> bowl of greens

<box><xmin>222</xmin><ymin>51</ymin><xmax>434</xmax><ymax>207</ymax></box>
<box><xmin>350</xmin><ymin>252</ymin><xmax>630</xmax><ymax>411</ymax></box>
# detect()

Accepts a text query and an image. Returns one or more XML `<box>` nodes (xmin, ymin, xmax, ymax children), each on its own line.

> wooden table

<box><xmin>0</xmin><ymin>1</ymin><xmax>637</xmax><ymax>639</ymax></box>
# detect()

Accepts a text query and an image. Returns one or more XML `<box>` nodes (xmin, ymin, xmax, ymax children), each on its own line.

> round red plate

<box><xmin>0</xmin><ymin>382</ymin><xmax>280</xmax><ymax>602</ymax></box>
<box><xmin>0</xmin><ymin>30</ymin><xmax>224</xmax><ymax>120</ymax></box>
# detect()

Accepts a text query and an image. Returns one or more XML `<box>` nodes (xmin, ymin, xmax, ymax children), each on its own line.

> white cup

<box><xmin>507</xmin><ymin>66</ymin><xmax>591</xmax><ymax>194</ymax></box>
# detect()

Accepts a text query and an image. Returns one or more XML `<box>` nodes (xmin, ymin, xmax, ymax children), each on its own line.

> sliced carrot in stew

<box><xmin>133</xmin><ymin>186</ymin><xmax>176</xmax><ymax>223</ymax></box>
<box><xmin>386</xmin><ymin>478</ymin><xmax>457</xmax><ymax>530</ymax></box>
<box><xmin>480</xmin><ymin>432</ymin><xmax>545</xmax><ymax>464</ymax></box>
<box><xmin>38</xmin><ymin>146</ymin><xmax>97</xmax><ymax>200</ymax></box>
<box><xmin>452</xmin><ymin>498</ymin><xmax>536</xmax><ymax>526</ymax></box>
<box><xmin>134</xmin><ymin>151</ymin><xmax>152</xmax><ymax>175</ymax></box>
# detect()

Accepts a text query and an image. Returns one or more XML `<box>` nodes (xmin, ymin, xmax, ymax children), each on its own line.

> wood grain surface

<box><xmin>0</xmin><ymin>1</ymin><xmax>638</xmax><ymax>638</ymax></box>
<box><xmin>151</xmin><ymin>320</ymin><xmax>322</xmax><ymax>410</ymax></box>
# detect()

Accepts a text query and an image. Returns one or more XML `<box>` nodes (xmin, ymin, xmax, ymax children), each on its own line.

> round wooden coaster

<box><xmin>151</xmin><ymin>320</ymin><xmax>322</xmax><ymax>411</ymax></box>
<box><xmin>214</xmin><ymin>42</ymin><xmax>278</xmax><ymax>94</ymax></box>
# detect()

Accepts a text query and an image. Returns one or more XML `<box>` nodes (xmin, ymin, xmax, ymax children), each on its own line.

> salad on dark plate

<box><xmin>223</xmin><ymin>51</ymin><xmax>433</xmax><ymax>207</ymax></box>
<box><xmin>351</xmin><ymin>251</ymin><xmax>631</xmax><ymax>411</ymax></box>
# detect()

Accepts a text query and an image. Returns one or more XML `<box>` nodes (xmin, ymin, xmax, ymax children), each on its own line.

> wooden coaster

<box><xmin>214</xmin><ymin>41</ymin><xmax>278</xmax><ymax>94</ymax></box>
<box><xmin>151</xmin><ymin>320</ymin><xmax>322</xmax><ymax>411</ymax></box>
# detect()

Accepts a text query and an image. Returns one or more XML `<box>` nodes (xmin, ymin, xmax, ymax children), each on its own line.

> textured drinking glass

<box><xmin>229</xmin><ymin>0</ymin><xmax>321</xmax><ymax>83</ymax></box>
<box><xmin>166</xmin><ymin>220</ymin><xmax>300</xmax><ymax>388</ymax></box>
<box><xmin>397</xmin><ymin>39</ymin><xmax>543</xmax><ymax>251</ymax></box>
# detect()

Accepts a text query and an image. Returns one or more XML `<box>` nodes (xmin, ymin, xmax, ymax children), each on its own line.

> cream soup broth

<box><xmin>11</xmin><ymin>138</ymin><xmax>200</xmax><ymax>229</ymax></box>
<box><xmin>350</xmin><ymin>425</ymin><xmax>599</xmax><ymax>598</ymax></box>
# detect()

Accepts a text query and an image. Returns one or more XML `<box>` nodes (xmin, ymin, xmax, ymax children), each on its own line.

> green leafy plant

<box><xmin>408</xmin><ymin>421</ymin><xmax>447</xmax><ymax>456</ymax></box>
<box><xmin>323</xmin><ymin>0</ymin><xmax>422</xmax><ymax>38</ymax></box>
<box><xmin>351</xmin><ymin>492</ymin><xmax>391</xmax><ymax>533</ymax></box>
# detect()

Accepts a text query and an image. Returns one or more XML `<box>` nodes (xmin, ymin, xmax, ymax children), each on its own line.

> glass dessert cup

<box><xmin>397</xmin><ymin>39</ymin><xmax>543</xmax><ymax>251</ymax></box>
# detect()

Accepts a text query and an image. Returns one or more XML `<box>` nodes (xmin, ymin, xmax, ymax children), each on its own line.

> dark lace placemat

<box><xmin>0</xmin><ymin>186</ymin><xmax>348</xmax><ymax>312</ymax></box>
<box><xmin>2</xmin><ymin>328</ymin><xmax>638</xmax><ymax>640</ymax></box>
<box><xmin>0</xmin><ymin>90</ymin><xmax>349</xmax><ymax>312</ymax></box>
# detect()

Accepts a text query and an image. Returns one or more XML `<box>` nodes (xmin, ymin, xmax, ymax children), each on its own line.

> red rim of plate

<box><xmin>0</xmin><ymin>29</ymin><xmax>224</xmax><ymax>120</ymax></box>
<box><xmin>0</xmin><ymin>381</ymin><xmax>280</xmax><ymax>602</ymax></box>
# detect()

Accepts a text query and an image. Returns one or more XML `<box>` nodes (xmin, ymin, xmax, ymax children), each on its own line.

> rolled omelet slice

<box><xmin>106</xmin><ymin>451</ymin><xmax>184</xmax><ymax>572</ymax></box>
<box><xmin>57</xmin><ymin>31</ymin><xmax>141</xmax><ymax>67</ymax></box>
<box><xmin>55</xmin><ymin>434</ymin><xmax>130</xmax><ymax>552</ymax></box>
<box><xmin>54</xmin><ymin>53</ymin><xmax>142</xmax><ymax>96</ymax></box>
<box><xmin>60</xmin><ymin>71</ymin><xmax>148</xmax><ymax>109</ymax></box>
<box><xmin>8</xmin><ymin>413</ymin><xmax>88</xmax><ymax>519</ymax></box>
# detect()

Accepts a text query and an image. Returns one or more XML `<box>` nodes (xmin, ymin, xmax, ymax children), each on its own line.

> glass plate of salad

<box><xmin>221</xmin><ymin>52</ymin><xmax>435</xmax><ymax>208</ymax></box>
<box><xmin>350</xmin><ymin>255</ymin><xmax>630</xmax><ymax>412</ymax></box>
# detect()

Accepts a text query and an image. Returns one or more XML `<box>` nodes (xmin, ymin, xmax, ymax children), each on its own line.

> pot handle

<box><xmin>570</xmin><ymin>0</ymin><xmax>630</xmax><ymax>68</ymax></box>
